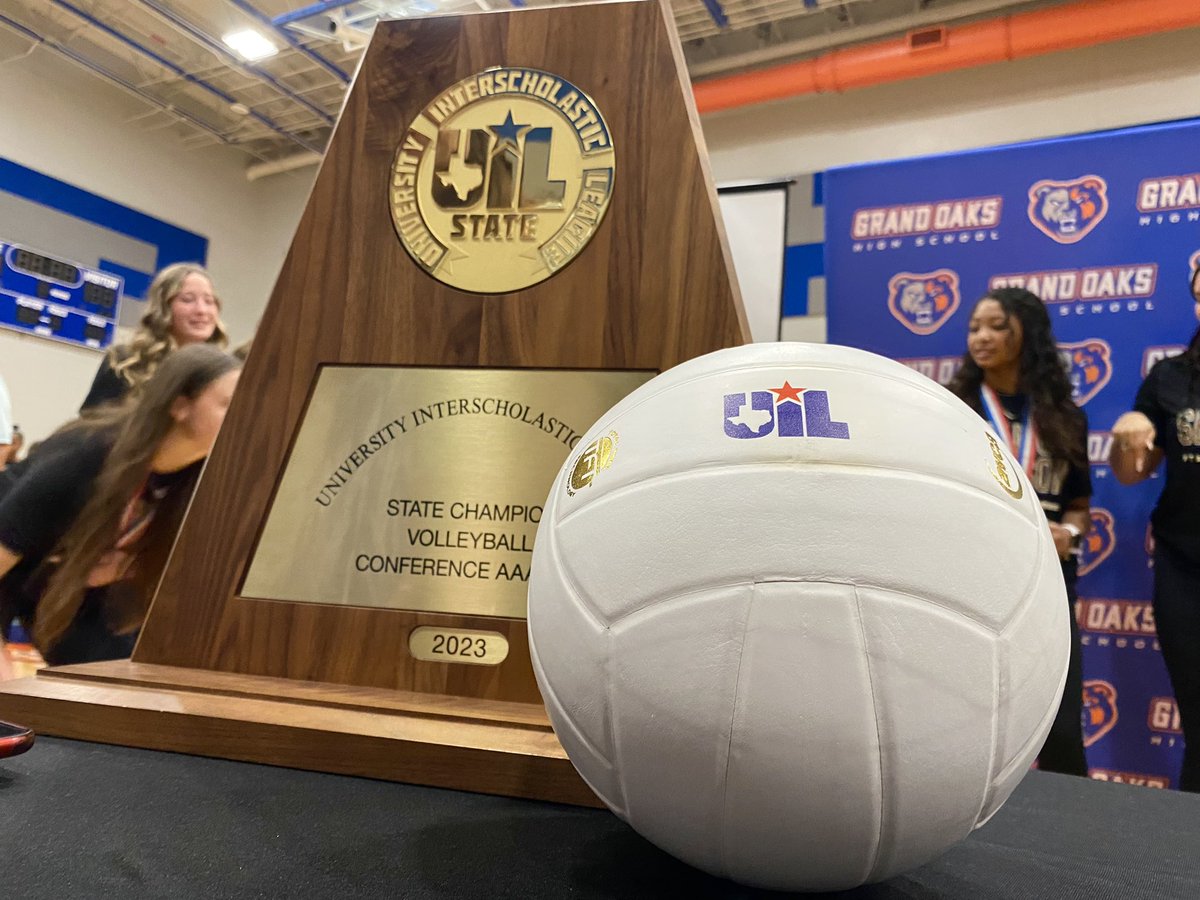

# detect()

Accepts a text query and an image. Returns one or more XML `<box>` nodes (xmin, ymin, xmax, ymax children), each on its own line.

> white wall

<box><xmin>0</xmin><ymin>28</ymin><xmax>313</xmax><ymax>444</ymax></box>
<box><xmin>701</xmin><ymin>29</ymin><xmax>1200</xmax><ymax>181</ymax></box>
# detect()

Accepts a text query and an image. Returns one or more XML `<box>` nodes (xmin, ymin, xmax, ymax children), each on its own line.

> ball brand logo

<box><xmin>566</xmin><ymin>430</ymin><xmax>617</xmax><ymax>496</ymax></box>
<box><xmin>1147</xmin><ymin>697</ymin><xmax>1181</xmax><ymax>734</ymax></box>
<box><xmin>1027</xmin><ymin>176</ymin><xmax>1108</xmax><ymax>244</ymax></box>
<box><xmin>985</xmin><ymin>432</ymin><xmax>1023</xmax><ymax>500</ymax></box>
<box><xmin>1058</xmin><ymin>339</ymin><xmax>1112</xmax><ymax>406</ymax></box>
<box><xmin>1082</xmin><ymin>679</ymin><xmax>1119</xmax><ymax>747</ymax></box>
<box><xmin>1078</xmin><ymin>508</ymin><xmax>1116</xmax><ymax>576</ymax></box>
<box><xmin>390</xmin><ymin>67</ymin><xmax>614</xmax><ymax>293</ymax></box>
<box><xmin>1142</xmin><ymin>345</ymin><xmax>1185</xmax><ymax>378</ymax></box>
<box><xmin>723</xmin><ymin>382</ymin><xmax>850</xmax><ymax>440</ymax></box>
<box><xmin>886</xmin><ymin>269</ymin><xmax>960</xmax><ymax>335</ymax></box>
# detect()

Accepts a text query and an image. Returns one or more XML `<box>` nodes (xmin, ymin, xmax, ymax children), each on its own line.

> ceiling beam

<box><xmin>50</xmin><ymin>0</ymin><xmax>323</xmax><ymax>154</ymax></box>
<box><xmin>133</xmin><ymin>0</ymin><xmax>335</xmax><ymax>126</ymax></box>
<box><xmin>224</xmin><ymin>0</ymin><xmax>350</xmax><ymax>83</ymax></box>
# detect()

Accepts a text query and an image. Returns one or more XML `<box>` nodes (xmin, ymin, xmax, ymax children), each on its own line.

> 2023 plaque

<box><xmin>243</xmin><ymin>366</ymin><xmax>650</xmax><ymax>619</ymax></box>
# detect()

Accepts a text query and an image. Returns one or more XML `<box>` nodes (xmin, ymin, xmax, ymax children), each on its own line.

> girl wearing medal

<box><xmin>949</xmin><ymin>287</ymin><xmax>1091</xmax><ymax>777</ymax></box>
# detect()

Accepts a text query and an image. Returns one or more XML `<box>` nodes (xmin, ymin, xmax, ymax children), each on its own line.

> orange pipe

<box><xmin>693</xmin><ymin>0</ymin><xmax>1200</xmax><ymax>114</ymax></box>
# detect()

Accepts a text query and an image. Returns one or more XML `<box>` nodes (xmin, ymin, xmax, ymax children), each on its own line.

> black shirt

<box><xmin>0</xmin><ymin>427</ymin><xmax>112</xmax><ymax>572</ymax></box>
<box><xmin>80</xmin><ymin>355</ymin><xmax>129</xmax><ymax>411</ymax></box>
<box><xmin>0</xmin><ymin>427</ymin><xmax>114</xmax><ymax>662</ymax></box>
<box><xmin>1135</xmin><ymin>353</ymin><xmax>1200</xmax><ymax>565</ymax></box>
<box><xmin>0</xmin><ymin>427</ymin><xmax>196</xmax><ymax>664</ymax></box>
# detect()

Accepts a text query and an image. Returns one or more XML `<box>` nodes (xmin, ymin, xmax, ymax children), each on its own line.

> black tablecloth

<box><xmin>1</xmin><ymin>737</ymin><xmax>1197</xmax><ymax>898</ymax></box>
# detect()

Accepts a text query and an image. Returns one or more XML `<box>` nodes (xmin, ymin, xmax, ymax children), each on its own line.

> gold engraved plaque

<box><xmin>409</xmin><ymin>627</ymin><xmax>509</xmax><ymax>666</ymax></box>
<box><xmin>242</xmin><ymin>366</ymin><xmax>650</xmax><ymax>618</ymax></box>
<box><xmin>390</xmin><ymin>67</ymin><xmax>615</xmax><ymax>293</ymax></box>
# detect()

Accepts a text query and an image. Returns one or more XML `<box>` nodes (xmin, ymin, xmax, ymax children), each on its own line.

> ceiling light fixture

<box><xmin>222</xmin><ymin>29</ymin><xmax>278</xmax><ymax>62</ymax></box>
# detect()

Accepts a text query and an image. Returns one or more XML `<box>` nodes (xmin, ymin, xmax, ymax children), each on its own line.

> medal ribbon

<box><xmin>980</xmin><ymin>384</ymin><xmax>1037</xmax><ymax>477</ymax></box>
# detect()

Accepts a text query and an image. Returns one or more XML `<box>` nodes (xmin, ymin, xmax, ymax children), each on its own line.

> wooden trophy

<box><xmin>0</xmin><ymin>0</ymin><xmax>747</xmax><ymax>805</ymax></box>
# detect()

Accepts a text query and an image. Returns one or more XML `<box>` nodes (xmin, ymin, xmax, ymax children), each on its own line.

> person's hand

<box><xmin>1048</xmin><ymin>522</ymin><xmax>1075</xmax><ymax>561</ymax></box>
<box><xmin>1112</xmin><ymin>412</ymin><xmax>1156</xmax><ymax>473</ymax></box>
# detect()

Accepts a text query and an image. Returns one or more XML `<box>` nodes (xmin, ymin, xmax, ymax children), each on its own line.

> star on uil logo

<box><xmin>390</xmin><ymin>67</ymin><xmax>615</xmax><ymax>294</ymax></box>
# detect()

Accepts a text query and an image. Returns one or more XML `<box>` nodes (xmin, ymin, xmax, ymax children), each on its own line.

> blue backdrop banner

<box><xmin>824</xmin><ymin>118</ymin><xmax>1199</xmax><ymax>789</ymax></box>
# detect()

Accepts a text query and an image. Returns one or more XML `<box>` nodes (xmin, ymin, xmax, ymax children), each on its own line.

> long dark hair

<box><xmin>948</xmin><ymin>287</ymin><xmax>1086</xmax><ymax>467</ymax></box>
<box><xmin>34</xmin><ymin>344</ymin><xmax>239</xmax><ymax>650</ymax></box>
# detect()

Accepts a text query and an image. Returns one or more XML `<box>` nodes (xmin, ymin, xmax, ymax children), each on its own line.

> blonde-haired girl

<box><xmin>81</xmin><ymin>263</ymin><xmax>228</xmax><ymax>410</ymax></box>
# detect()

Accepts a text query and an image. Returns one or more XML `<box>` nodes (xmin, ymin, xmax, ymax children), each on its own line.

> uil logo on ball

<box><xmin>723</xmin><ymin>382</ymin><xmax>850</xmax><ymax>440</ymax></box>
<box><xmin>390</xmin><ymin>67</ymin><xmax>615</xmax><ymax>294</ymax></box>
<box><xmin>566</xmin><ymin>431</ymin><xmax>618</xmax><ymax>496</ymax></box>
<box><xmin>1027</xmin><ymin>176</ymin><xmax>1109</xmax><ymax>244</ymax></box>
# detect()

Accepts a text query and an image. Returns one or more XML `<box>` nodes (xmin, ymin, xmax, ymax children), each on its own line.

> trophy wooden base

<box><xmin>0</xmin><ymin>661</ymin><xmax>600</xmax><ymax>807</ymax></box>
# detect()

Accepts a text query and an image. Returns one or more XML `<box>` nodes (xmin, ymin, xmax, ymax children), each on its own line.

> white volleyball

<box><xmin>527</xmin><ymin>342</ymin><xmax>1069</xmax><ymax>892</ymax></box>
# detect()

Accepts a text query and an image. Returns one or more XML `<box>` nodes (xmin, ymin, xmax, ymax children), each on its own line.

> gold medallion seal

<box><xmin>390</xmin><ymin>67</ymin><xmax>616</xmax><ymax>294</ymax></box>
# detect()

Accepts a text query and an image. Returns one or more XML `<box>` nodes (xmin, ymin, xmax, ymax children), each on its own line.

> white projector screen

<box><xmin>716</xmin><ymin>181</ymin><xmax>789</xmax><ymax>342</ymax></box>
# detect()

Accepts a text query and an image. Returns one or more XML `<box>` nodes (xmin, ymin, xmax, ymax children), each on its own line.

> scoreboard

<box><xmin>0</xmin><ymin>241</ymin><xmax>123</xmax><ymax>350</ymax></box>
